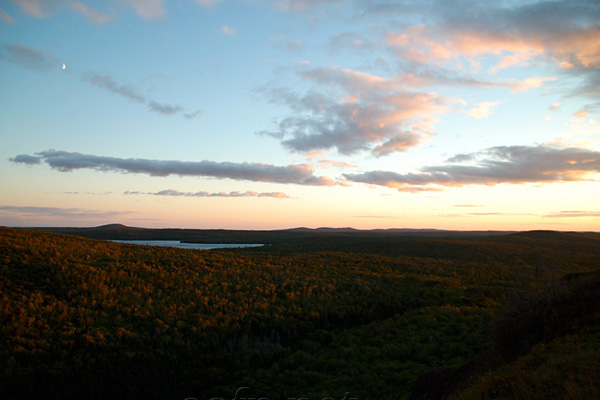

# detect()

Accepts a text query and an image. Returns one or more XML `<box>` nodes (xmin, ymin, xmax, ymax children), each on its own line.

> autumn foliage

<box><xmin>1</xmin><ymin>227</ymin><xmax>599</xmax><ymax>399</ymax></box>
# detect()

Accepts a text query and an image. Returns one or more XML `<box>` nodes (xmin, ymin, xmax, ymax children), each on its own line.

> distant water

<box><xmin>110</xmin><ymin>240</ymin><xmax>263</xmax><ymax>250</ymax></box>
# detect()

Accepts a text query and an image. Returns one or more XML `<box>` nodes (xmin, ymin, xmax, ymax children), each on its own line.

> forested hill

<box><xmin>36</xmin><ymin>224</ymin><xmax>514</xmax><ymax>242</ymax></box>
<box><xmin>1</xmin><ymin>227</ymin><xmax>599</xmax><ymax>400</ymax></box>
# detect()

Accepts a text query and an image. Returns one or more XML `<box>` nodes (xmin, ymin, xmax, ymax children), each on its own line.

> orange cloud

<box><xmin>573</xmin><ymin>109</ymin><xmax>590</xmax><ymax>119</ymax></box>
<box><xmin>511</xmin><ymin>76</ymin><xmax>557</xmax><ymax>91</ymax></box>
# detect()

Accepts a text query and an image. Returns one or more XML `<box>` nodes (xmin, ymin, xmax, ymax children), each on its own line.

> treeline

<box><xmin>1</xmin><ymin>227</ymin><xmax>599</xmax><ymax>399</ymax></box>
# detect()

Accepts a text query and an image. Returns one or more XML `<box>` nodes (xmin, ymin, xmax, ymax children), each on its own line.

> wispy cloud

<box><xmin>354</xmin><ymin>215</ymin><xmax>397</xmax><ymax>219</ymax></box>
<box><xmin>0</xmin><ymin>205</ymin><xmax>133</xmax><ymax>223</ymax></box>
<box><xmin>70</xmin><ymin>1</ymin><xmax>112</xmax><ymax>24</ymax></box>
<box><xmin>345</xmin><ymin>145</ymin><xmax>600</xmax><ymax>191</ymax></box>
<box><xmin>83</xmin><ymin>73</ymin><xmax>146</xmax><ymax>103</ymax></box>
<box><xmin>276</xmin><ymin>0</ymin><xmax>343</xmax><ymax>12</ymax></box>
<box><xmin>10</xmin><ymin>150</ymin><xmax>336</xmax><ymax>186</ymax></box>
<box><xmin>125</xmin><ymin>0</ymin><xmax>166</xmax><ymax>19</ymax></box>
<box><xmin>125</xmin><ymin>189</ymin><xmax>291</xmax><ymax>198</ymax></box>
<box><xmin>10</xmin><ymin>0</ymin><xmax>163</xmax><ymax>21</ymax></box>
<box><xmin>82</xmin><ymin>71</ymin><xmax>200</xmax><ymax>118</ymax></box>
<box><xmin>328</xmin><ymin>32</ymin><xmax>377</xmax><ymax>53</ymax></box>
<box><xmin>9</xmin><ymin>0</ymin><xmax>59</xmax><ymax>18</ymax></box>
<box><xmin>1</xmin><ymin>45</ymin><xmax>202</xmax><ymax>119</ymax></box>
<box><xmin>194</xmin><ymin>0</ymin><xmax>222</xmax><ymax>6</ymax></box>
<box><xmin>467</xmin><ymin>101</ymin><xmax>502</xmax><ymax>119</ymax></box>
<box><xmin>511</xmin><ymin>76</ymin><xmax>557</xmax><ymax>92</ymax></box>
<box><xmin>543</xmin><ymin>210</ymin><xmax>600</xmax><ymax>218</ymax></box>
<box><xmin>0</xmin><ymin>7</ymin><xmax>15</xmax><ymax>24</ymax></box>
<box><xmin>147</xmin><ymin>101</ymin><xmax>184</xmax><ymax>115</ymax></box>
<box><xmin>220</xmin><ymin>25</ymin><xmax>236</xmax><ymax>36</ymax></box>
<box><xmin>0</xmin><ymin>43</ymin><xmax>61</xmax><ymax>72</ymax></box>
<box><xmin>10</xmin><ymin>0</ymin><xmax>227</xmax><ymax>21</ymax></box>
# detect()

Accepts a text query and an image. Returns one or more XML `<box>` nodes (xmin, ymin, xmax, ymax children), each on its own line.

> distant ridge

<box><xmin>95</xmin><ymin>223</ymin><xmax>132</xmax><ymax>230</ymax></box>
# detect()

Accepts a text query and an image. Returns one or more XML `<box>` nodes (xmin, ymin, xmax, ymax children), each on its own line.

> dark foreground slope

<box><xmin>1</xmin><ymin>227</ymin><xmax>599</xmax><ymax>400</ymax></box>
<box><xmin>410</xmin><ymin>269</ymin><xmax>600</xmax><ymax>400</ymax></box>
<box><xmin>456</xmin><ymin>270</ymin><xmax>600</xmax><ymax>400</ymax></box>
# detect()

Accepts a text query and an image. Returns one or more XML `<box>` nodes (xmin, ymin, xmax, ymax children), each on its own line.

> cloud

<box><xmin>83</xmin><ymin>73</ymin><xmax>146</xmax><ymax>103</ymax></box>
<box><xmin>489</xmin><ymin>52</ymin><xmax>536</xmax><ymax>73</ymax></box>
<box><xmin>9</xmin><ymin>0</ymin><xmax>63</xmax><ymax>18</ymax></box>
<box><xmin>220</xmin><ymin>25</ymin><xmax>236</xmax><ymax>36</ymax></box>
<box><xmin>259</xmin><ymin>62</ymin><xmax>527</xmax><ymax>157</ymax></box>
<box><xmin>194</xmin><ymin>0</ymin><xmax>221</xmax><ymax>6</ymax></box>
<box><xmin>183</xmin><ymin>110</ymin><xmax>203</xmax><ymax>119</ymax></box>
<box><xmin>0</xmin><ymin>205</ymin><xmax>132</xmax><ymax>221</ymax></box>
<box><xmin>436</xmin><ymin>1</ymin><xmax>599</xmax><ymax>68</ymax></box>
<box><xmin>147</xmin><ymin>101</ymin><xmax>184</xmax><ymax>115</ymax></box>
<box><xmin>511</xmin><ymin>76</ymin><xmax>557</xmax><ymax>91</ymax></box>
<box><xmin>466</xmin><ymin>101</ymin><xmax>502</xmax><ymax>119</ymax></box>
<box><xmin>10</xmin><ymin>0</ymin><xmax>164</xmax><ymax>21</ymax></box>
<box><xmin>9</xmin><ymin>154</ymin><xmax>42</xmax><ymax>164</ymax></box>
<box><xmin>344</xmin><ymin>144</ymin><xmax>600</xmax><ymax>191</ymax></box>
<box><xmin>0</xmin><ymin>43</ymin><xmax>61</xmax><ymax>72</ymax></box>
<box><xmin>383</xmin><ymin>0</ymin><xmax>600</xmax><ymax>103</ymax></box>
<box><xmin>318</xmin><ymin>159</ymin><xmax>357</xmax><ymax>169</ymax></box>
<box><xmin>70</xmin><ymin>1</ymin><xmax>112</xmax><ymax>24</ymax></box>
<box><xmin>328</xmin><ymin>32</ymin><xmax>376</xmax><ymax>53</ymax></box>
<box><xmin>276</xmin><ymin>0</ymin><xmax>343</xmax><ymax>12</ymax></box>
<box><xmin>543</xmin><ymin>210</ymin><xmax>600</xmax><ymax>218</ymax></box>
<box><xmin>1</xmin><ymin>47</ymin><xmax>201</xmax><ymax>119</ymax></box>
<box><xmin>125</xmin><ymin>189</ymin><xmax>291</xmax><ymax>198</ymax></box>
<box><xmin>258</xmin><ymin>71</ymin><xmax>453</xmax><ymax>156</ymax></box>
<box><xmin>0</xmin><ymin>7</ymin><xmax>15</xmax><ymax>24</ymax></box>
<box><xmin>82</xmin><ymin>72</ymin><xmax>201</xmax><ymax>118</ymax></box>
<box><xmin>354</xmin><ymin>215</ymin><xmax>397</xmax><ymax>219</ymax></box>
<box><xmin>124</xmin><ymin>0</ymin><xmax>166</xmax><ymax>19</ymax></box>
<box><xmin>573</xmin><ymin>109</ymin><xmax>590</xmax><ymax>120</ymax></box>
<box><xmin>11</xmin><ymin>150</ymin><xmax>336</xmax><ymax>186</ymax></box>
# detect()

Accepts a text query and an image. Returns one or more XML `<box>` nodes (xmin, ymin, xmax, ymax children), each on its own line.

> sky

<box><xmin>1</xmin><ymin>0</ymin><xmax>599</xmax><ymax>231</ymax></box>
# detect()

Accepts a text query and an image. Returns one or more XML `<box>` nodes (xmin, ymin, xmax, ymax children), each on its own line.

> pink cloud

<box><xmin>70</xmin><ymin>1</ymin><xmax>112</xmax><ymax>24</ymax></box>
<box><xmin>10</xmin><ymin>0</ymin><xmax>165</xmax><ymax>21</ymax></box>
<box><xmin>0</xmin><ymin>7</ymin><xmax>15</xmax><ymax>24</ymax></box>
<box><xmin>466</xmin><ymin>101</ymin><xmax>502</xmax><ymax>119</ymax></box>
<box><xmin>123</xmin><ymin>0</ymin><xmax>165</xmax><ymax>19</ymax></box>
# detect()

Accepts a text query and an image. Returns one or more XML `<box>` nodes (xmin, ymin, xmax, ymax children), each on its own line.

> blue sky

<box><xmin>1</xmin><ymin>0</ymin><xmax>599</xmax><ymax>230</ymax></box>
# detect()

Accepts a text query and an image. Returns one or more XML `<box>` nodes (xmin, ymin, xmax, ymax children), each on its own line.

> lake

<box><xmin>110</xmin><ymin>240</ymin><xmax>264</xmax><ymax>250</ymax></box>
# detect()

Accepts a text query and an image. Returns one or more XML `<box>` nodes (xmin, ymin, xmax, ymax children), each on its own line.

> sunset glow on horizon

<box><xmin>1</xmin><ymin>0</ymin><xmax>599</xmax><ymax>231</ymax></box>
